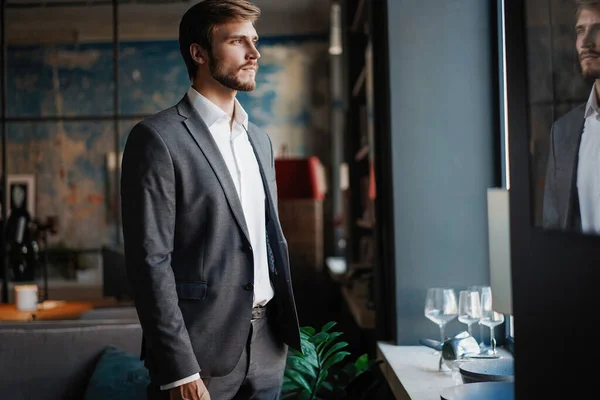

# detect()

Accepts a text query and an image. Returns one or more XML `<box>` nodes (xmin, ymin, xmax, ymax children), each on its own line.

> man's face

<box><xmin>576</xmin><ymin>7</ymin><xmax>600</xmax><ymax>80</ymax></box>
<box><xmin>207</xmin><ymin>20</ymin><xmax>260</xmax><ymax>91</ymax></box>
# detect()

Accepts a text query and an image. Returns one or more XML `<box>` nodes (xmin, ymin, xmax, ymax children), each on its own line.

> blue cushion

<box><xmin>83</xmin><ymin>345</ymin><xmax>150</xmax><ymax>400</ymax></box>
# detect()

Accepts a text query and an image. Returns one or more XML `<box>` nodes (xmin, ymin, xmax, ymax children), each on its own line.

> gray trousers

<box><xmin>147</xmin><ymin>307</ymin><xmax>288</xmax><ymax>400</ymax></box>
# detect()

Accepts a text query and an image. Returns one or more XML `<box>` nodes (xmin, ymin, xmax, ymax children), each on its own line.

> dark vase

<box><xmin>5</xmin><ymin>209</ymin><xmax>38</xmax><ymax>282</ymax></box>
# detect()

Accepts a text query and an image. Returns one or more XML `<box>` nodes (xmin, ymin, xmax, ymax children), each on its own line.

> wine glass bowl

<box><xmin>424</xmin><ymin>287</ymin><xmax>458</xmax><ymax>343</ymax></box>
<box><xmin>458</xmin><ymin>290</ymin><xmax>482</xmax><ymax>336</ymax></box>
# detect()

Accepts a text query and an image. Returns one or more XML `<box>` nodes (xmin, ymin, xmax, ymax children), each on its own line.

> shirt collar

<box><xmin>585</xmin><ymin>83</ymin><xmax>600</xmax><ymax>119</ymax></box>
<box><xmin>186</xmin><ymin>86</ymin><xmax>248</xmax><ymax>130</ymax></box>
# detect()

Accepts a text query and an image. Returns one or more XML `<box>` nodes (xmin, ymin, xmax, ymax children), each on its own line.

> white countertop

<box><xmin>377</xmin><ymin>343</ymin><xmax>456</xmax><ymax>400</ymax></box>
<box><xmin>377</xmin><ymin>343</ymin><xmax>514</xmax><ymax>400</ymax></box>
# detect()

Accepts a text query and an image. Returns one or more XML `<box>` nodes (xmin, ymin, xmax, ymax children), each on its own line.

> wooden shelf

<box><xmin>341</xmin><ymin>284</ymin><xmax>375</xmax><ymax>329</ymax></box>
<box><xmin>355</xmin><ymin>144</ymin><xmax>369</xmax><ymax>161</ymax></box>
<box><xmin>351</xmin><ymin>0</ymin><xmax>367</xmax><ymax>33</ymax></box>
<box><xmin>356</xmin><ymin>218</ymin><xmax>374</xmax><ymax>229</ymax></box>
<box><xmin>343</xmin><ymin>0</ymin><xmax>377</xmax><ymax>290</ymax></box>
<box><xmin>352</xmin><ymin>66</ymin><xmax>366</xmax><ymax>98</ymax></box>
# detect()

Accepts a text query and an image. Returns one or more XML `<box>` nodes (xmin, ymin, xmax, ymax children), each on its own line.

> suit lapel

<box><xmin>245</xmin><ymin>124</ymin><xmax>277</xmax><ymax>225</ymax></box>
<box><xmin>177</xmin><ymin>96</ymin><xmax>251</xmax><ymax>245</ymax></box>
<box><xmin>245</xmin><ymin>124</ymin><xmax>286</xmax><ymax>274</ymax></box>
<box><xmin>561</xmin><ymin>105</ymin><xmax>585</xmax><ymax>228</ymax></box>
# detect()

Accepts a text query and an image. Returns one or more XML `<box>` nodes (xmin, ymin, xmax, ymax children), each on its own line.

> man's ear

<box><xmin>190</xmin><ymin>43</ymin><xmax>208</xmax><ymax>65</ymax></box>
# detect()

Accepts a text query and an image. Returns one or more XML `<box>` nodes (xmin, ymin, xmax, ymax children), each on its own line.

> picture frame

<box><xmin>6</xmin><ymin>174</ymin><xmax>36</xmax><ymax>218</ymax></box>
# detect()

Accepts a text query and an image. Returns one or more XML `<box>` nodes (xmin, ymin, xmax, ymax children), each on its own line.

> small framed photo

<box><xmin>6</xmin><ymin>174</ymin><xmax>36</xmax><ymax>218</ymax></box>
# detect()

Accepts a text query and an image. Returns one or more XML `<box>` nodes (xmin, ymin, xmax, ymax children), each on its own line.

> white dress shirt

<box><xmin>161</xmin><ymin>87</ymin><xmax>274</xmax><ymax>390</ymax></box>
<box><xmin>577</xmin><ymin>83</ymin><xmax>600</xmax><ymax>235</ymax></box>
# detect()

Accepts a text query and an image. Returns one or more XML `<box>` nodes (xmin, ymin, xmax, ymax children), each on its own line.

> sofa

<box><xmin>0</xmin><ymin>314</ymin><xmax>143</xmax><ymax>400</ymax></box>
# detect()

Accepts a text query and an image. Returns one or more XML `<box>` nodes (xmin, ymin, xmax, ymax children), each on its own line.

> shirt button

<box><xmin>244</xmin><ymin>282</ymin><xmax>254</xmax><ymax>291</ymax></box>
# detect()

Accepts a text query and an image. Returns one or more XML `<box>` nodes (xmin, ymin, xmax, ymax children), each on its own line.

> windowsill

<box><xmin>376</xmin><ymin>342</ymin><xmax>513</xmax><ymax>400</ymax></box>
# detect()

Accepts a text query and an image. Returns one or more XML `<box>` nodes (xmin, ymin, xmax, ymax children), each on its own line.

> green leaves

<box><xmin>285</xmin><ymin>368</ymin><xmax>313</xmax><ymax>393</ymax></box>
<box><xmin>281</xmin><ymin>321</ymin><xmax>382</xmax><ymax>399</ymax></box>
<box><xmin>287</xmin><ymin>355</ymin><xmax>317</xmax><ymax>379</ymax></box>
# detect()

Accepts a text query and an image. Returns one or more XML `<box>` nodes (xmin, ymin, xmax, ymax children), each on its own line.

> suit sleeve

<box><xmin>120</xmin><ymin>121</ymin><xmax>200</xmax><ymax>385</ymax></box>
<box><xmin>542</xmin><ymin>122</ymin><xmax>559</xmax><ymax>229</ymax></box>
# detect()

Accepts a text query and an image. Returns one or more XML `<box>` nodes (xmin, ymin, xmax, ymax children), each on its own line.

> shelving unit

<box><xmin>332</xmin><ymin>0</ymin><xmax>377</xmax><ymax>334</ymax></box>
<box><xmin>333</xmin><ymin>0</ymin><xmax>396</xmax><ymax>345</ymax></box>
<box><xmin>344</xmin><ymin>0</ymin><xmax>375</xmax><ymax>270</ymax></box>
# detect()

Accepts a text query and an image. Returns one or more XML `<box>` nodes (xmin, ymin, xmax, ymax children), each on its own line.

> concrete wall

<box><xmin>386</xmin><ymin>0</ymin><xmax>497</xmax><ymax>344</ymax></box>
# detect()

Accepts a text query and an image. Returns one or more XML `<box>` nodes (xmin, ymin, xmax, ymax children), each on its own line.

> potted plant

<box><xmin>282</xmin><ymin>321</ymin><xmax>382</xmax><ymax>400</ymax></box>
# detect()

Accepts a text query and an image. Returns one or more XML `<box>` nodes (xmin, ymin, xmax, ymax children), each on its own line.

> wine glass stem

<box><xmin>479</xmin><ymin>324</ymin><xmax>484</xmax><ymax>345</ymax></box>
<box><xmin>467</xmin><ymin>323</ymin><xmax>472</xmax><ymax>336</ymax></box>
<box><xmin>439</xmin><ymin>325</ymin><xmax>445</xmax><ymax>343</ymax></box>
<box><xmin>490</xmin><ymin>327</ymin><xmax>496</xmax><ymax>354</ymax></box>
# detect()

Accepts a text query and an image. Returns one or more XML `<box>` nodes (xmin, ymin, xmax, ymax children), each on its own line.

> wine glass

<box><xmin>479</xmin><ymin>287</ymin><xmax>505</xmax><ymax>355</ymax></box>
<box><xmin>458</xmin><ymin>289</ymin><xmax>482</xmax><ymax>337</ymax></box>
<box><xmin>469</xmin><ymin>285</ymin><xmax>488</xmax><ymax>348</ymax></box>
<box><xmin>424</xmin><ymin>288</ymin><xmax>458</xmax><ymax>344</ymax></box>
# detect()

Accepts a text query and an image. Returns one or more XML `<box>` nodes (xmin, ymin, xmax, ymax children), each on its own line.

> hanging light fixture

<box><xmin>329</xmin><ymin>2</ymin><xmax>342</xmax><ymax>55</ymax></box>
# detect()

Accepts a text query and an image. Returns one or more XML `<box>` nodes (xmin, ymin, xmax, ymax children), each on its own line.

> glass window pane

<box><xmin>6</xmin><ymin>121</ymin><xmax>116</xmax><ymax>249</ymax></box>
<box><xmin>117</xmin><ymin>2</ymin><xmax>189</xmax><ymax>115</ymax></box>
<box><xmin>524</xmin><ymin>1</ymin><xmax>592</xmax><ymax>232</ymax></box>
<box><xmin>114</xmin><ymin>118</ymin><xmax>140</xmax><ymax>243</ymax></box>
<box><xmin>119</xmin><ymin>119</ymin><xmax>139</xmax><ymax>152</ymax></box>
<box><xmin>119</xmin><ymin>41</ymin><xmax>188</xmax><ymax>115</ymax></box>
<box><xmin>6</xmin><ymin>3</ymin><xmax>114</xmax><ymax>118</ymax></box>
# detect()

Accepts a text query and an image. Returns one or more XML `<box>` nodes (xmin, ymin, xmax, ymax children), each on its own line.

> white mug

<box><xmin>14</xmin><ymin>285</ymin><xmax>38</xmax><ymax>311</ymax></box>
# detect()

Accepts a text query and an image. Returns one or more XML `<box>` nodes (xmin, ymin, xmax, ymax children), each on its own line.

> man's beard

<box><xmin>579</xmin><ymin>51</ymin><xmax>600</xmax><ymax>80</ymax></box>
<box><xmin>209</xmin><ymin>55</ymin><xmax>256</xmax><ymax>92</ymax></box>
<box><xmin>582</xmin><ymin>64</ymin><xmax>600</xmax><ymax>80</ymax></box>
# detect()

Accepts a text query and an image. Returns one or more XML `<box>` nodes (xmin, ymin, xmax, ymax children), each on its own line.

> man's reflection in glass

<box><xmin>543</xmin><ymin>0</ymin><xmax>600</xmax><ymax>234</ymax></box>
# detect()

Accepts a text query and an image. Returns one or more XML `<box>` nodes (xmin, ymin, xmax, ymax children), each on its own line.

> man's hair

<box><xmin>179</xmin><ymin>0</ymin><xmax>261</xmax><ymax>80</ymax></box>
<box><xmin>575</xmin><ymin>0</ymin><xmax>600</xmax><ymax>18</ymax></box>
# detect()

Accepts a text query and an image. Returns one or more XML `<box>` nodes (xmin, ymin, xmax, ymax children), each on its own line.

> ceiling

<box><xmin>5</xmin><ymin>0</ymin><xmax>326</xmax><ymax>13</ymax></box>
<box><xmin>5</xmin><ymin>0</ymin><xmax>331</xmax><ymax>43</ymax></box>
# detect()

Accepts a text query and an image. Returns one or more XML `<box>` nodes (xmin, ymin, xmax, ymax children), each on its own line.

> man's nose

<box><xmin>583</xmin><ymin>27</ymin><xmax>600</xmax><ymax>49</ymax></box>
<box><xmin>583</xmin><ymin>34</ymin><xmax>594</xmax><ymax>48</ymax></box>
<box><xmin>247</xmin><ymin>44</ymin><xmax>261</xmax><ymax>60</ymax></box>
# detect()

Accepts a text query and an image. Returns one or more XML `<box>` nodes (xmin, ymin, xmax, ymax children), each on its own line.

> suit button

<box><xmin>244</xmin><ymin>282</ymin><xmax>254</xmax><ymax>291</ymax></box>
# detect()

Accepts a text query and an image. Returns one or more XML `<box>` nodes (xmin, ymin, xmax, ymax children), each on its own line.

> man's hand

<box><xmin>169</xmin><ymin>379</ymin><xmax>210</xmax><ymax>400</ymax></box>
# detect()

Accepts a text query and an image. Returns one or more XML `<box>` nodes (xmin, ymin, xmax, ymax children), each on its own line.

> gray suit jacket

<box><xmin>542</xmin><ymin>103</ymin><xmax>585</xmax><ymax>232</ymax></box>
<box><xmin>120</xmin><ymin>95</ymin><xmax>301</xmax><ymax>386</ymax></box>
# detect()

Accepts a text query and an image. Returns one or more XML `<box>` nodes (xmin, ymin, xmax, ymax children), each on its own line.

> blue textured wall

<box><xmin>5</xmin><ymin>36</ymin><xmax>329</xmax><ymax>249</ymax></box>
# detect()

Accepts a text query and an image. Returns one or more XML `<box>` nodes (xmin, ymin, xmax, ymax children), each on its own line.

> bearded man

<box><xmin>120</xmin><ymin>1</ymin><xmax>301</xmax><ymax>399</ymax></box>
